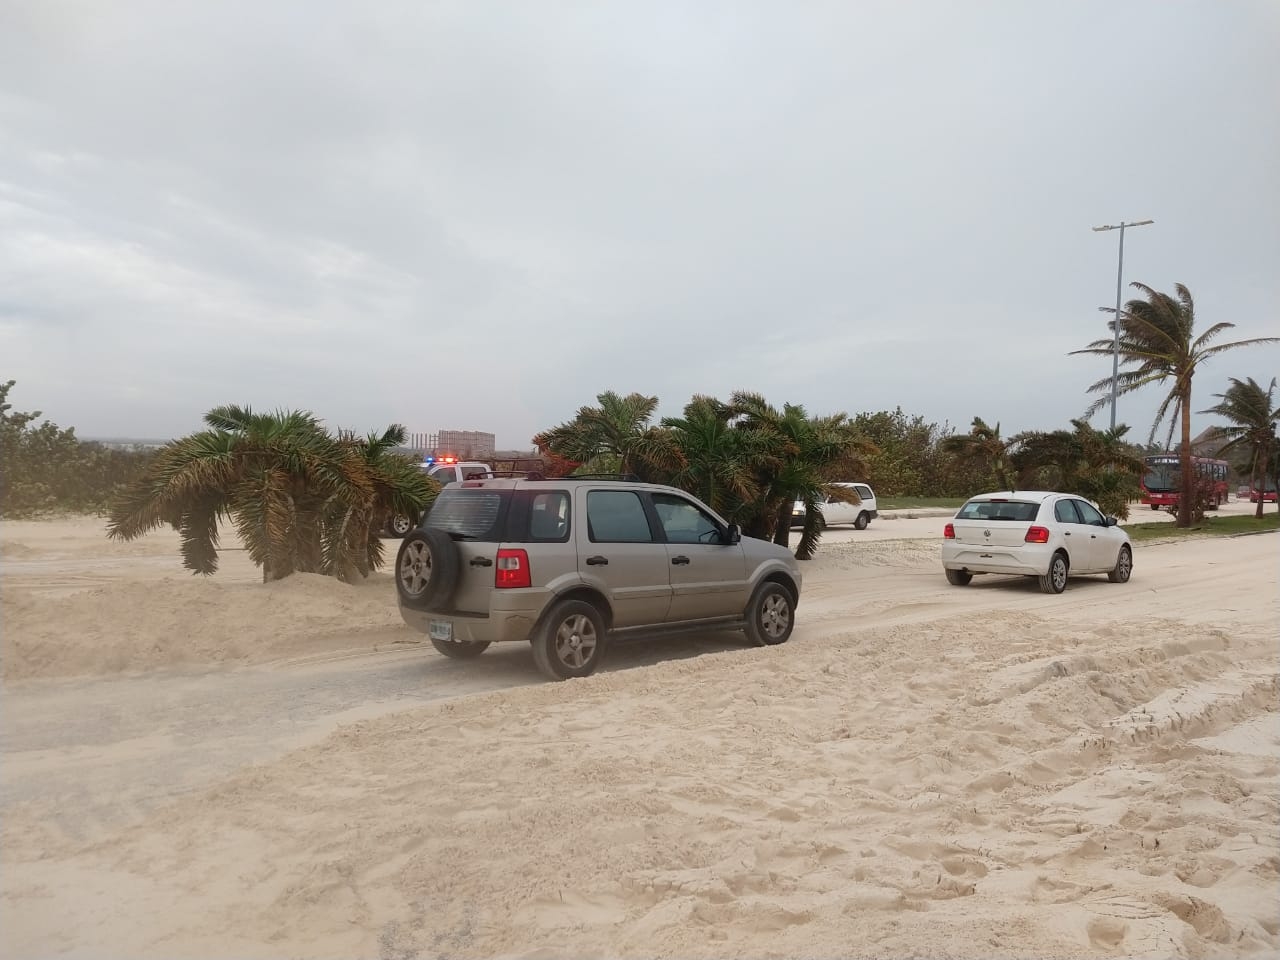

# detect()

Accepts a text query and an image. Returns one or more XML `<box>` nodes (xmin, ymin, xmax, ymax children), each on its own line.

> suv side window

<box><xmin>652</xmin><ymin>492</ymin><xmax>723</xmax><ymax>544</ymax></box>
<box><xmin>1073</xmin><ymin>499</ymin><xmax>1106</xmax><ymax>526</ymax></box>
<box><xmin>1054</xmin><ymin>500</ymin><xmax>1082</xmax><ymax>524</ymax></box>
<box><xmin>586</xmin><ymin>491</ymin><xmax>655</xmax><ymax>543</ymax></box>
<box><xmin>854</xmin><ymin>484</ymin><xmax>872</xmax><ymax>500</ymax></box>
<box><xmin>528</xmin><ymin>491</ymin><xmax>571</xmax><ymax>542</ymax></box>
<box><xmin>428</xmin><ymin>466</ymin><xmax>456</xmax><ymax>485</ymax></box>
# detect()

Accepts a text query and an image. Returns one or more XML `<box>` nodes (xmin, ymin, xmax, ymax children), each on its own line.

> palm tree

<box><xmin>658</xmin><ymin>395</ymin><xmax>772</xmax><ymax>518</ymax></box>
<box><xmin>531</xmin><ymin>391</ymin><xmax>676</xmax><ymax>479</ymax></box>
<box><xmin>106</xmin><ymin>406</ymin><xmax>436</xmax><ymax>582</ymax></box>
<box><xmin>1198</xmin><ymin>376</ymin><xmax>1279</xmax><ymax>518</ymax></box>
<box><xmin>1072</xmin><ymin>282</ymin><xmax>1279</xmax><ymax>527</ymax></box>
<box><xmin>730</xmin><ymin>392</ymin><xmax>875</xmax><ymax>560</ymax></box>
<box><xmin>1012</xmin><ymin>419</ymin><xmax>1144</xmax><ymax>518</ymax></box>
<box><xmin>940</xmin><ymin>417</ymin><xmax>1016</xmax><ymax>490</ymax></box>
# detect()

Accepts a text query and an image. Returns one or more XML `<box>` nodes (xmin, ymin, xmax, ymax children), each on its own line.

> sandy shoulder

<box><xmin>2</xmin><ymin>515</ymin><xmax>1277</xmax><ymax>959</ymax></box>
<box><xmin>1</xmin><ymin>516</ymin><xmax>413</xmax><ymax>681</ymax></box>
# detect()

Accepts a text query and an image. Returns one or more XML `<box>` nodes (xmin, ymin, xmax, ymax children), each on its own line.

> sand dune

<box><xmin>1</xmin><ymin>515</ymin><xmax>1277</xmax><ymax>959</ymax></box>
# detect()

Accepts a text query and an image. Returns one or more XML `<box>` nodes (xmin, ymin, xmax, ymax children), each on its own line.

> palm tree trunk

<box><xmin>1254</xmin><ymin>452</ymin><xmax>1265</xmax><ymax>520</ymax></box>
<box><xmin>772</xmin><ymin>500</ymin><xmax>791</xmax><ymax>547</ymax></box>
<box><xmin>1178</xmin><ymin>388</ymin><xmax>1194</xmax><ymax>528</ymax></box>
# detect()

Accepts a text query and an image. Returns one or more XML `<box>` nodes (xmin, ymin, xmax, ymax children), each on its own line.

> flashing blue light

<box><xmin>423</xmin><ymin>456</ymin><xmax>435</xmax><ymax>464</ymax></box>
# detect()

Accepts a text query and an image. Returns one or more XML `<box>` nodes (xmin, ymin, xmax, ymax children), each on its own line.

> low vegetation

<box><xmin>1124</xmin><ymin>512</ymin><xmax>1279</xmax><ymax>542</ymax></box>
<box><xmin>1</xmin><ymin>380</ymin><xmax>156</xmax><ymax>517</ymax></box>
<box><xmin>876</xmin><ymin>497</ymin><xmax>966</xmax><ymax>511</ymax></box>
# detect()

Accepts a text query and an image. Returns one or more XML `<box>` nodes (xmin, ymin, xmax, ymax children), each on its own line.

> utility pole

<box><xmin>1092</xmin><ymin>219</ymin><xmax>1154</xmax><ymax>431</ymax></box>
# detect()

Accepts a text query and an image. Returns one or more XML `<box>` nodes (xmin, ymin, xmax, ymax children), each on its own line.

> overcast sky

<box><xmin>2</xmin><ymin>0</ymin><xmax>1278</xmax><ymax>451</ymax></box>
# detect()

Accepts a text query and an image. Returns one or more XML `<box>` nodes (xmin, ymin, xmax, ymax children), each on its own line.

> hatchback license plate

<box><xmin>428</xmin><ymin>620</ymin><xmax>453</xmax><ymax>642</ymax></box>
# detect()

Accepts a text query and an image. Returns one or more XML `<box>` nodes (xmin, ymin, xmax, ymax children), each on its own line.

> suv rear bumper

<box><xmin>398</xmin><ymin>592</ymin><xmax>549</xmax><ymax>644</ymax></box>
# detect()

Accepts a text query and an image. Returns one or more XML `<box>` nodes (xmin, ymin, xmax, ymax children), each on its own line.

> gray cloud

<box><xmin>2</xmin><ymin>0</ymin><xmax>1277</xmax><ymax>448</ymax></box>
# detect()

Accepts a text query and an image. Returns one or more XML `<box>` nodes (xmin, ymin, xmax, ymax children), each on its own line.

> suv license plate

<box><xmin>428</xmin><ymin>620</ymin><xmax>453</xmax><ymax>642</ymax></box>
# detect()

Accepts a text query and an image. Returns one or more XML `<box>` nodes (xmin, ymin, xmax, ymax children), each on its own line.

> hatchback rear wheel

<box><xmin>945</xmin><ymin>569</ymin><xmax>972</xmax><ymax>586</ymax></box>
<box><xmin>1039</xmin><ymin>552</ymin><xmax>1069</xmax><ymax>594</ymax></box>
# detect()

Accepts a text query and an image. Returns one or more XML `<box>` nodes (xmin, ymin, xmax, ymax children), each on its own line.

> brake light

<box><xmin>495</xmin><ymin>548</ymin><xmax>531</xmax><ymax>588</ymax></box>
<box><xmin>943</xmin><ymin>523</ymin><xmax>955</xmax><ymax>539</ymax></box>
<box><xmin>1025</xmin><ymin>526</ymin><xmax>1051</xmax><ymax>543</ymax></box>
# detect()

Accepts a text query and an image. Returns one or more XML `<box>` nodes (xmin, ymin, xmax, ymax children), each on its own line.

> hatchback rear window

<box><xmin>425</xmin><ymin>489</ymin><xmax>506</xmax><ymax>540</ymax></box>
<box><xmin>956</xmin><ymin>499</ymin><xmax>1039</xmax><ymax>522</ymax></box>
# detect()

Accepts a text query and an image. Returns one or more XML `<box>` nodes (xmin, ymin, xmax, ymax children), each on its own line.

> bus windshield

<box><xmin>1142</xmin><ymin>461</ymin><xmax>1177</xmax><ymax>493</ymax></box>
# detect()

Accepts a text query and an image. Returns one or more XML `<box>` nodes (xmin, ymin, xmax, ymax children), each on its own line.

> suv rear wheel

<box><xmin>531</xmin><ymin>599</ymin><xmax>607</xmax><ymax>681</ymax></box>
<box><xmin>430</xmin><ymin>638</ymin><xmax>490</xmax><ymax>658</ymax></box>
<box><xmin>395</xmin><ymin>528</ymin><xmax>460</xmax><ymax>608</ymax></box>
<box><xmin>743</xmin><ymin>582</ymin><xmax>794</xmax><ymax>646</ymax></box>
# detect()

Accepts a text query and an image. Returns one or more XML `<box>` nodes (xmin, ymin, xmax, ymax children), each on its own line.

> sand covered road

<box><xmin>1</xmin><ymin>516</ymin><xmax>1277</xmax><ymax>959</ymax></box>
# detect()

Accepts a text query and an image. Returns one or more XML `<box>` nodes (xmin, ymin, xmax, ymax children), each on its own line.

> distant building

<box><xmin>437</xmin><ymin>430</ymin><xmax>496</xmax><ymax>459</ymax></box>
<box><xmin>401</xmin><ymin>429</ymin><xmax>496</xmax><ymax>459</ymax></box>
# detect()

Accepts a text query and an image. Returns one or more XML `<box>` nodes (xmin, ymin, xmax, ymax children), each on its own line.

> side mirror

<box><xmin>1106</xmin><ymin>516</ymin><xmax>1119</xmax><ymax>527</ymax></box>
<box><xmin>725</xmin><ymin>523</ymin><xmax>742</xmax><ymax>544</ymax></box>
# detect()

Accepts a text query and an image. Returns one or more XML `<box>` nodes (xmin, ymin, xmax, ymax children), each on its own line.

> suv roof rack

<box><xmin>559</xmin><ymin>473</ymin><xmax>642</xmax><ymax>482</ymax></box>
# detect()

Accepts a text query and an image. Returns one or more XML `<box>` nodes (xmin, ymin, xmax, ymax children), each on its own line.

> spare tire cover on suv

<box><xmin>395</xmin><ymin>527</ymin><xmax>461</xmax><ymax>609</ymax></box>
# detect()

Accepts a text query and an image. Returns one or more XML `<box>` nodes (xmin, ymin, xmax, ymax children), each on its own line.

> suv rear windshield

<box><xmin>425</xmin><ymin>488</ymin><xmax>506</xmax><ymax>540</ymax></box>
<box><xmin>956</xmin><ymin>499</ymin><xmax>1039</xmax><ymax>522</ymax></box>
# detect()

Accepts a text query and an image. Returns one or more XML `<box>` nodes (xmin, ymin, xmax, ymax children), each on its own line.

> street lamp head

<box><xmin>1093</xmin><ymin>219</ymin><xmax>1154</xmax><ymax>232</ymax></box>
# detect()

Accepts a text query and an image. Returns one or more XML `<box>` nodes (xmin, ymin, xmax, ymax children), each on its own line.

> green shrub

<box><xmin>0</xmin><ymin>380</ymin><xmax>157</xmax><ymax>517</ymax></box>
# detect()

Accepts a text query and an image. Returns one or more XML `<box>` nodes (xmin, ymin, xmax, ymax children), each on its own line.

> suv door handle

<box><xmin>586</xmin><ymin>555</ymin><xmax>609</xmax><ymax>566</ymax></box>
<box><xmin>671</xmin><ymin>555</ymin><xmax>690</xmax><ymax>565</ymax></box>
<box><xmin>470</xmin><ymin>557</ymin><xmax>493</xmax><ymax>567</ymax></box>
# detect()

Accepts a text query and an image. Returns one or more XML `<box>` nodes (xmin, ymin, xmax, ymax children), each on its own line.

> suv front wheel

<box><xmin>531</xmin><ymin>599</ymin><xmax>607</xmax><ymax>681</ymax></box>
<box><xmin>743</xmin><ymin>582</ymin><xmax>794</xmax><ymax>646</ymax></box>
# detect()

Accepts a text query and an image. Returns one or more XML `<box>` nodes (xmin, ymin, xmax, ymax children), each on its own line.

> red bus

<box><xmin>1140</xmin><ymin>454</ymin><xmax>1229</xmax><ymax>511</ymax></box>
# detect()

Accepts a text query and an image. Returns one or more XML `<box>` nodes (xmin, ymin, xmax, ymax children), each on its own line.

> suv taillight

<box><xmin>495</xmin><ymin>548</ymin><xmax>531</xmax><ymax>588</ymax></box>
<box><xmin>943</xmin><ymin>523</ymin><xmax>955</xmax><ymax>539</ymax></box>
<box><xmin>1024</xmin><ymin>526</ymin><xmax>1050</xmax><ymax>543</ymax></box>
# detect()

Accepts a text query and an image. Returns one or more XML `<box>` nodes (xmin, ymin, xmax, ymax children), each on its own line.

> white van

<box><xmin>791</xmin><ymin>482</ymin><xmax>878</xmax><ymax>530</ymax></box>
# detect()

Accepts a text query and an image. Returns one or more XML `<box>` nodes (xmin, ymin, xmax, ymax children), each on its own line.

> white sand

<box><xmin>2</xmin><ymin>514</ymin><xmax>1278</xmax><ymax>959</ymax></box>
<box><xmin>1</xmin><ymin>518</ymin><xmax>407</xmax><ymax>680</ymax></box>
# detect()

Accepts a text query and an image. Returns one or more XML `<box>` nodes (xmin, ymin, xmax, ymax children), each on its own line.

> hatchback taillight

<box><xmin>1024</xmin><ymin>526</ymin><xmax>1051</xmax><ymax>544</ymax></box>
<box><xmin>495</xmin><ymin>548</ymin><xmax>531</xmax><ymax>588</ymax></box>
<box><xmin>943</xmin><ymin>523</ymin><xmax>955</xmax><ymax>539</ymax></box>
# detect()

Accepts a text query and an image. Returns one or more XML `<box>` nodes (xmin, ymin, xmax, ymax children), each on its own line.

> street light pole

<box><xmin>1092</xmin><ymin>219</ymin><xmax>1154</xmax><ymax>431</ymax></box>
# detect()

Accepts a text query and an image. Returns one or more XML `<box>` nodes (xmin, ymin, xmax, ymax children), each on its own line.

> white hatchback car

<box><xmin>941</xmin><ymin>491</ymin><xmax>1132</xmax><ymax>594</ymax></box>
